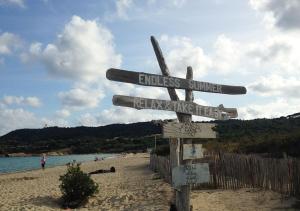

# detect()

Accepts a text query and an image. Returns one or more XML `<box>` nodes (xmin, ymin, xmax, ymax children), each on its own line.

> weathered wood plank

<box><xmin>106</xmin><ymin>68</ymin><xmax>247</xmax><ymax>95</ymax></box>
<box><xmin>163</xmin><ymin>122</ymin><xmax>217</xmax><ymax>138</ymax></box>
<box><xmin>183</xmin><ymin>144</ymin><xmax>203</xmax><ymax>160</ymax></box>
<box><xmin>112</xmin><ymin>95</ymin><xmax>238</xmax><ymax>120</ymax></box>
<box><xmin>172</xmin><ymin>163</ymin><xmax>210</xmax><ymax>188</ymax></box>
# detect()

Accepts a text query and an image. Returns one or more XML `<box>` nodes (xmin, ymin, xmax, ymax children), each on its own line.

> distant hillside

<box><xmin>206</xmin><ymin>114</ymin><xmax>300</xmax><ymax>157</ymax></box>
<box><xmin>1</xmin><ymin>121</ymin><xmax>161</xmax><ymax>142</ymax></box>
<box><xmin>1</xmin><ymin>113</ymin><xmax>300</xmax><ymax>157</ymax></box>
<box><xmin>0</xmin><ymin>121</ymin><xmax>162</xmax><ymax>155</ymax></box>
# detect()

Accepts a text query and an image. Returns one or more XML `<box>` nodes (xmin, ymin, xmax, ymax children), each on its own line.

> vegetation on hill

<box><xmin>1</xmin><ymin>114</ymin><xmax>300</xmax><ymax>157</ymax></box>
<box><xmin>0</xmin><ymin>121</ymin><xmax>163</xmax><ymax>155</ymax></box>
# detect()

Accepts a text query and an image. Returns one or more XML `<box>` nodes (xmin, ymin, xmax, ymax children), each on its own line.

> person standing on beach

<box><xmin>41</xmin><ymin>154</ymin><xmax>46</xmax><ymax>170</ymax></box>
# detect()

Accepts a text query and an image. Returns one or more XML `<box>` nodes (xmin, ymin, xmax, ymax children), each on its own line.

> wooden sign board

<box><xmin>163</xmin><ymin>122</ymin><xmax>217</xmax><ymax>138</ymax></box>
<box><xmin>112</xmin><ymin>95</ymin><xmax>237</xmax><ymax>120</ymax></box>
<box><xmin>107</xmin><ymin>68</ymin><xmax>247</xmax><ymax>95</ymax></box>
<box><xmin>172</xmin><ymin>163</ymin><xmax>210</xmax><ymax>188</ymax></box>
<box><xmin>183</xmin><ymin>144</ymin><xmax>203</xmax><ymax>160</ymax></box>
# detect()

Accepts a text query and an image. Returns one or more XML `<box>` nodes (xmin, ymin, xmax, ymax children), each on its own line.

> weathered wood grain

<box><xmin>151</xmin><ymin>36</ymin><xmax>190</xmax><ymax>211</ymax></box>
<box><xmin>112</xmin><ymin>95</ymin><xmax>237</xmax><ymax>120</ymax></box>
<box><xmin>172</xmin><ymin>163</ymin><xmax>210</xmax><ymax>188</ymax></box>
<box><xmin>183</xmin><ymin>144</ymin><xmax>204</xmax><ymax>160</ymax></box>
<box><xmin>106</xmin><ymin>68</ymin><xmax>247</xmax><ymax>95</ymax></box>
<box><xmin>163</xmin><ymin>122</ymin><xmax>217</xmax><ymax>138</ymax></box>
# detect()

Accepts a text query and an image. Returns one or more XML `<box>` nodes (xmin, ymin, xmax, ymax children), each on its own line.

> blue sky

<box><xmin>0</xmin><ymin>0</ymin><xmax>300</xmax><ymax>135</ymax></box>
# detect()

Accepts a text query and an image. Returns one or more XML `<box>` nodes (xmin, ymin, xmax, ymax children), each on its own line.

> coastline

<box><xmin>0</xmin><ymin>153</ymin><xmax>297</xmax><ymax>210</ymax></box>
<box><xmin>0</xmin><ymin>153</ymin><xmax>120</xmax><ymax>175</ymax></box>
<box><xmin>0</xmin><ymin>153</ymin><xmax>173</xmax><ymax>210</ymax></box>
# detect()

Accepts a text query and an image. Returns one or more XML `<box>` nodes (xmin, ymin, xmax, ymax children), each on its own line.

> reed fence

<box><xmin>149</xmin><ymin>153</ymin><xmax>300</xmax><ymax>196</ymax></box>
<box><xmin>150</xmin><ymin>154</ymin><xmax>171</xmax><ymax>183</ymax></box>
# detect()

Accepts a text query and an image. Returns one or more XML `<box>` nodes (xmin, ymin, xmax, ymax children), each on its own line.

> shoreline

<box><xmin>0</xmin><ymin>153</ymin><xmax>120</xmax><ymax>175</ymax></box>
<box><xmin>0</xmin><ymin>151</ymin><xmax>122</xmax><ymax>157</ymax></box>
<box><xmin>0</xmin><ymin>153</ymin><xmax>297</xmax><ymax>210</ymax></box>
<box><xmin>0</xmin><ymin>153</ymin><xmax>173</xmax><ymax>210</ymax></box>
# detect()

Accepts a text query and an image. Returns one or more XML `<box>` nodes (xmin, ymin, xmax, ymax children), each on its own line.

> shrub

<box><xmin>59</xmin><ymin>163</ymin><xmax>99</xmax><ymax>208</ymax></box>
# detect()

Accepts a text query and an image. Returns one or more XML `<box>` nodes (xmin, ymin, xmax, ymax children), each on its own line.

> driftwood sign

<box><xmin>113</xmin><ymin>95</ymin><xmax>237</xmax><ymax>120</ymax></box>
<box><xmin>107</xmin><ymin>68</ymin><xmax>247</xmax><ymax>95</ymax></box>
<box><xmin>183</xmin><ymin>144</ymin><xmax>204</xmax><ymax>160</ymax></box>
<box><xmin>107</xmin><ymin>36</ymin><xmax>246</xmax><ymax>211</ymax></box>
<box><xmin>163</xmin><ymin>122</ymin><xmax>217</xmax><ymax>138</ymax></box>
<box><xmin>172</xmin><ymin>163</ymin><xmax>210</xmax><ymax>188</ymax></box>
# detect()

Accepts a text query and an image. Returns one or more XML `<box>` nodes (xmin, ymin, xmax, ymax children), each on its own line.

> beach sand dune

<box><xmin>0</xmin><ymin>153</ymin><xmax>298</xmax><ymax>210</ymax></box>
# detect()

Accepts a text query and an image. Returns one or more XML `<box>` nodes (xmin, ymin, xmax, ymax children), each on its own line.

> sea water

<box><xmin>0</xmin><ymin>153</ymin><xmax>117</xmax><ymax>174</ymax></box>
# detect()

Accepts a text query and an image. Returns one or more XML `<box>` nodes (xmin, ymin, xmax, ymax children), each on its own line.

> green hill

<box><xmin>1</xmin><ymin>114</ymin><xmax>300</xmax><ymax>157</ymax></box>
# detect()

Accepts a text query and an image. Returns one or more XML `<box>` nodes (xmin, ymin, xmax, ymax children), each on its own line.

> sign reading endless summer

<box><xmin>107</xmin><ymin>68</ymin><xmax>247</xmax><ymax>95</ymax></box>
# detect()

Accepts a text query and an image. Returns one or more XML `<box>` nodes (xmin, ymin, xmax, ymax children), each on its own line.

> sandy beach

<box><xmin>0</xmin><ymin>153</ymin><xmax>298</xmax><ymax>211</ymax></box>
<box><xmin>0</xmin><ymin>153</ymin><xmax>173</xmax><ymax>210</ymax></box>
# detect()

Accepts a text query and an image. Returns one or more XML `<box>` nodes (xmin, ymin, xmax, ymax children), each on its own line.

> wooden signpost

<box><xmin>183</xmin><ymin>144</ymin><xmax>204</xmax><ymax>160</ymax></box>
<box><xmin>106</xmin><ymin>35</ymin><xmax>247</xmax><ymax>211</ymax></box>
<box><xmin>113</xmin><ymin>95</ymin><xmax>237</xmax><ymax>120</ymax></box>
<box><xmin>163</xmin><ymin>122</ymin><xmax>217</xmax><ymax>138</ymax></box>
<box><xmin>107</xmin><ymin>68</ymin><xmax>247</xmax><ymax>95</ymax></box>
<box><xmin>172</xmin><ymin>163</ymin><xmax>210</xmax><ymax>189</ymax></box>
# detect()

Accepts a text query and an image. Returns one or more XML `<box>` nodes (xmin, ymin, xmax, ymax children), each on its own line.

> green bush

<box><xmin>59</xmin><ymin>163</ymin><xmax>99</xmax><ymax>208</ymax></box>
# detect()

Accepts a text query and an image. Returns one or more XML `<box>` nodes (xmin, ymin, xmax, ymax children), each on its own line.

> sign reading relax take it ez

<box><xmin>113</xmin><ymin>95</ymin><xmax>237</xmax><ymax>120</ymax></box>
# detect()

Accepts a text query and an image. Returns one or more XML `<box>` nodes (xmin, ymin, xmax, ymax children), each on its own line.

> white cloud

<box><xmin>78</xmin><ymin>113</ymin><xmax>98</xmax><ymax>126</ymax></box>
<box><xmin>0</xmin><ymin>32</ymin><xmax>21</xmax><ymax>55</ymax></box>
<box><xmin>78</xmin><ymin>107</ymin><xmax>178</xmax><ymax>127</ymax></box>
<box><xmin>249</xmin><ymin>0</ymin><xmax>300</xmax><ymax>30</ymax></box>
<box><xmin>244</xmin><ymin>33</ymin><xmax>300</xmax><ymax>77</ymax></box>
<box><xmin>0</xmin><ymin>0</ymin><xmax>25</xmax><ymax>7</ymax></box>
<box><xmin>248</xmin><ymin>74</ymin><xmax>300</xmax><ymax>98</ymax></box>
<box><xmin>160</xmin><ymin>32</ymin><xmax>300</xmax><ymax>79</ymax></box>
<box><xmin>55</xmin><ymin>109</ymin><xmax>70</xmax><ymax>118</ymax></box>
<box><xmin>239</xmin><ymin>98</ymin><xmax>300</xmax><ymax>119</ymax></box>
<box><xmin>158</xmin><ymin>34</ymin><xmax>247</xmax><ymax>77</ymax></box>
<box><xmin>116</xmin><ymin>0</ymin><xmax>133</xmax><ymax>20</ymax></box>
<box><xmin>212</xmin><ymin>34</ymin><xmax>242</xmax><ymax>74</ymax></box>
<box><xmin>58</xmin><ymin>87</ymin><xmax>104</xmax><ymax>109</ymax></box>
<box><xmin>42</xmin><ymin>117</ymin><xmax>69</xmax><ymax>128</ymax></box>
<box><xmin>25</xmin><ymin>15</ymin><xmax>121</xmax><ymax>83</ymax></box>
<box><xmin>106</xmin><ymin>0</ymin><xmax>188</xmax><ymax>21</ymax></box>
<box><xmin>2</xmin><ymin>95</ymin><xmax>42</xmax><ymax>107</ymax></box>
<box><xmin>160</xmin><ymin>35</ymin><xmax>212</xmax><ymax>79</ymax></box>
<box><xmin>0</xmin><ymin>108</ymin><xmax>41</xmax><ymax>136</ymax></box>
<box><xmin>99</xmin><ymin>107</ymin><xmax>176</xmax><ymax>125</ymax></box>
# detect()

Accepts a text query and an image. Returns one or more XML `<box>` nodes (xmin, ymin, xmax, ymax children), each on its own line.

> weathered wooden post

<box><xmin>106</xmin><ymin>35</ymin><xmax>246</xmax><ymax>211</ymax></box>
<box><xmin>177</xmin><ymin>66</ymin><xmax>194</xmax><ymax>211</ymax></box>
<box><xmin>150</xmin><ymin>35</ymin><xmax>187</xmax><ymax>210</ymax></box>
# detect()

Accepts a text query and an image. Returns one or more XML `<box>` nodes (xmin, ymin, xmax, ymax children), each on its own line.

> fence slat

<box><xmin>150</xmin><ymin>152</ymin><xmax>300</xmax><ymax>197</ymax></box>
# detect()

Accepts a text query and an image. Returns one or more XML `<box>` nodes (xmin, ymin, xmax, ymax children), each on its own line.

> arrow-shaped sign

<box><xmin>112</xmin><ymin>95</ymin><xmax>237</xmax><ymax>120</ymax></box>
<box><xmin>107</xmin><ymin>68</ymin><xmax>246</xmax><ymax>95</ymax></box>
